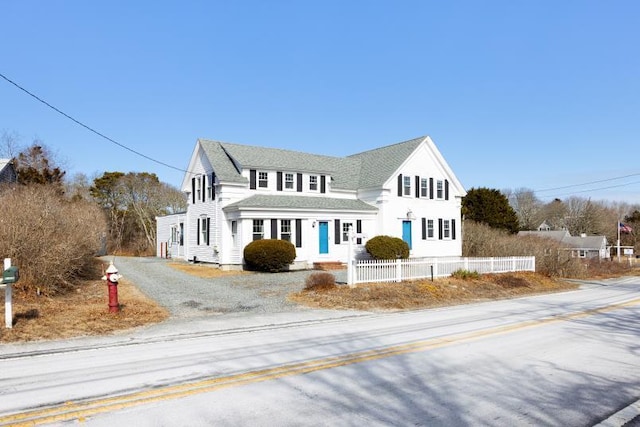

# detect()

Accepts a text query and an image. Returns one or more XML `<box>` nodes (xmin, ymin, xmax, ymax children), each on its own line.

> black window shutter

<box><xmin>250</xmin><ymin>169</ymin><xmax>256</xmax><ymax>189</ymax></box>
<box><xmin>415</xmin><ymin>176</ymin><xmax>420</xmax><ymax>198</ymax></box>
<box><xmin>429</xmin><ymin>178</ymin><xmax>434</xmax><ymax>199</ymax></box>
<box><xmin>356</xmin><ymin>220</ymin><xmax>362</xmax><ymax>244</ymax></box>
<box><xmin>422</xmin><ymin>218</ymin><xmax>426</xmax><ymax>240</ymax></box>
<box><xmin>438</xmin><ymin>219</ymin><xmax>443</xmax><ymax>240</ymax></box>
<box><xmin>295</xmin><ymin>219</ymin><xmax>302</xmax><ymax>248</ymax></box>
<box><xmin>297</xmin><ymin>173</ymin><xmax>303</xmax><ymax>192</ymax></box>
<box><xmin>277</xmin><ymin>172</ymin><xmax>283</xmax><ymax>191</ymax></box>
<box><xmin>211</xmin><ymin>173</ymin><xmax>216</xmax><ymax>200</ymax></box>
<box><xmin>206</xmin><ymin>218</ymin><xmax>211</xmax><ymax>245</ymax></box>
<box><xmin>397</xmin><ymin>174</ymin><xmax>403</xmax><ymax>197</ymax></box>
<box><xmin>445</xmin><ymin>180</ymin><xmax>449</xmax><ymax>200</ymax></box>
<box><xmin>452</xmin><ymin>219</ymin><xmax>456</xmax><ymax>240</ymax></box>
<box><xmin>197</xmin><ymin>219</ymin><xmax>200</xmax><ymax>245</ymax></box>
<box><xmin>335</xmin><ymin>219</ymin><xmax>341</xmax><ymax>244</ymax></box>
<box><xmin>202</xmin><ymin>176</ymin><xmax>206</xmax><ymax>202</ymax></box>
<box><xmin>271</xmin><ymin>219</ymin><xmax>278</xmax><ymax>239</ymax></box>
<box><xmin>320</xmin><ymin>175</ymin><xmax>326</xmax><ymax>193</ymax></box>
<box><xmin>192</xmin><ymin>177</ymin><xmax>196</xmax><ymax>204</ymax></box>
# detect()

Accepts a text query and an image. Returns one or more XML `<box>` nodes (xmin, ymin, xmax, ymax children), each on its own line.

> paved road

<box><xmin>1</xmin><ymin>276</ymin><xmax>639</xmax><ymax>426</ymax></box>
<box><xmin>109</xmin><ymin>256</ymin><xmax>347</xmax><ymax>318</ymax></box>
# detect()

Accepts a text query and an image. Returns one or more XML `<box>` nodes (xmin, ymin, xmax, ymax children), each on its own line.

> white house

<box><xmin>157</xmin><ymin>135</ymin><xmax>466</xmax><ymax>269</ymax></box>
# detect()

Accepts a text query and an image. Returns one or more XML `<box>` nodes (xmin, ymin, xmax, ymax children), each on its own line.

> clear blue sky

<box><xmin>1</xmin><ymin>1</ymin><xmax>639</xmax><ymax>203</ymax></box>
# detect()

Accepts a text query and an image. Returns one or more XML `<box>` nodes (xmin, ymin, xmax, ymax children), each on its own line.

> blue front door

<box><xmin>402</xmin><ymin>220</ymin><xmax>412</xmax><ymax>250</ymax></box>
<box><xmin>319</xmin><ymin>221</ymin><xmax>329</xmax><ymax>254</ymax></box>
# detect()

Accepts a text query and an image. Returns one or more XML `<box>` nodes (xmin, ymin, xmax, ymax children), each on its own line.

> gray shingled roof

<box><xmin>518</xmin><ymin>230</ymin><xmax>607</xmax><ymax>250</ymax></box>
<box><xmin>348</xmin><ymin>136</ymin><xmax>424</xmax><ymax>189</ymax></box>
<box><xmin>223</xmin><ymin>194</ymin><xmax>378</xmax><ymax>212</ymax></box>
<box><xmin>198</xmin><ymin>136</ymin><xmax>428</xmax><ymax>190</ymax></box>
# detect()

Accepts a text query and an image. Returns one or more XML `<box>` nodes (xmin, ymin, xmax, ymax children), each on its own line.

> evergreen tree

<box><xmin>462</xmin><ymin>187</ymin><xmax>520</xmax><ymax>233</ymax></box>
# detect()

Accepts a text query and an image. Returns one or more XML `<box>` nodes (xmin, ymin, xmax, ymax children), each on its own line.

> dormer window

<box><xmin>258</xmin><ymin>172</ymin><xmax>268</xmax><ymax>188</ymax></box>
<box><xmin>285</xmin><ymin>173</ymin><xmax>294</xmax><ymax>190</ymax></box>
<box><xmin>309</xmin><ymin>175</ymin><xmax>318</xmax><ymax>191</ymax></box>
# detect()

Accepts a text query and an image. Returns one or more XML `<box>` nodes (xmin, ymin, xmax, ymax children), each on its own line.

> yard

<box><xmin>0</xmin><ymin>259</ymin><xmax>635</xmax><ymax>343</ymax></box>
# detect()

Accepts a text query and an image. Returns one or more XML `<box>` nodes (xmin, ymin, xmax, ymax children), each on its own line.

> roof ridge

<box><xmin>347</xmin><ymin>135</ymin><xmax>426</xmax><ymax>158</ymax></box>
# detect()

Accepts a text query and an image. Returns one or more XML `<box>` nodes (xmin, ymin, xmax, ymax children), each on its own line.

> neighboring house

<box><xmin>156</xmin><ymin>211</ymin><xmax>187</xmax><ymax>259</ymax></box>
<box><xmin>0</xmin><ymin>159</ymin><xmax>17</xmax><ymax>184</ymax></box>
<box><xmin>518</xmin><ymin>230</ymin><xmax>609</xmax><ymax>260</ymax></box>
<box><xmin>157</xmin><ymin>135</ymin><xmax>466</xmax><ymax>269</ymax></box>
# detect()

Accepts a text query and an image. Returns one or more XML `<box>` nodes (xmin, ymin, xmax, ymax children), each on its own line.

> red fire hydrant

<box><xmin>102</xmin><ymin>261</ymin><xmax>121</xmax><ymax>313</ymax></box>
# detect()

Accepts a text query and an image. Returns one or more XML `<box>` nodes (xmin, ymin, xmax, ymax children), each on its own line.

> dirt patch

<box><xmin>289</xmin><ymin>272</ymin><xmax>579</xmax><ymax>312</ymax></box>
<box><xmin>0</xmin><ymin>278</ymin><xmax>168</xmax><ymax>343</ymax></box>
<box><xmin>167</xmin><ymin>262</ymin><xmax>252</xmax><ymax>278</ymax></box>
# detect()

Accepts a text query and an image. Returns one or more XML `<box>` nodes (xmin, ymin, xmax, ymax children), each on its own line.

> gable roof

<box><xmin>347</xmin><ymin>136</ymin><xmax>423</xmax><ymax>189</ymax></box>
<box><xmin>189</xmin><ymin>135</ymin><xmax>463</xmax><ymax>194</ymax></box>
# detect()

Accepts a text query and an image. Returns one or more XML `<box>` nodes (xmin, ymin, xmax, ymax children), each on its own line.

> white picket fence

<box><xmin>351</xmin><ymin>256</ymin><xmax>535</xmax><ymax>285</ymax></box>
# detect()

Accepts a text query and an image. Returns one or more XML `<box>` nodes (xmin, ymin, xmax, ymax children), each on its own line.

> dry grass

<box><xmin>289</xmin><ymin>272</ymin><xmax>579</xmax><ymax>312</ymax></box>
<box><xmin>167</xmin><ymin>262</ymin><xmax>252</xmax><ymax>278</ymax></box>
<box><xmin>0</xmin><ymin>278</ymin><xmax>168</xmax><ymax>343</ymax></box>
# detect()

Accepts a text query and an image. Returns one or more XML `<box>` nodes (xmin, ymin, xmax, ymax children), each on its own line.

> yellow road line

<box><xmin>2</xmin><ymin>298</ymin><xmax>639</xmax><ymax>426</ymax></box>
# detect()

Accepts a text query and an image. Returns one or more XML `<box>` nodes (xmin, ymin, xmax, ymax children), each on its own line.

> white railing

<box><xmin>351</xmin><ymin>256</ymin><xmax>535</xmax><ymax>285</ymax></box>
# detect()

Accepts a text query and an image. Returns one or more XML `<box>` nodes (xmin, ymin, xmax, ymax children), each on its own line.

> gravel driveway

<box><xmin>107</xmin><ymin>257</ymin><xmax>346</xmax><ymax>319</ymax></box>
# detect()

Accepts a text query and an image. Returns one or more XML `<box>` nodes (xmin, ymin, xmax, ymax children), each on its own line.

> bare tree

<box><xmin>505</xmin><ymin>187</ymin><xmax>543</xmax><ymax>230</ymax></box>
<box><xmin>0</xmin><ymin>130</ymin><xmax>23</xmax><ymax>159</ymax></box>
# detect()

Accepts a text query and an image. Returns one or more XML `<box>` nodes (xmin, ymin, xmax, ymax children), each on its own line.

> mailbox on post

<box><xmin>2</xmin><ymin>266</ymin><xmax>19</xmax><ymax>285</ymax></box>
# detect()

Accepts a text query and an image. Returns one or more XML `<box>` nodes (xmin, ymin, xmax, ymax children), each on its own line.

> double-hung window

<box><xmin>258</xmin><ymin>172</ymin><xmax>268</xmax><ymax>188</ymax></box>
<box><xmin>280</xmin><ymin>219</ymin><xmax>291</xmax><ymax>241</ymax></box>
<box><xmin>253</xmin><ymin>219</ymin><xmax>264</xmax><ymax>240</ymax></box>
<box><xmin>421</xmin><ymin>178</ymin><xmax>428</xmax><ymax>197</ymax></box>
<box><xmin>342</xmin><ymin>222</ymin><xmax>353</xmax><ymax>242</ymax></box>
<box><xmin>309</xmin><ymin>175</ymin><xmax>318</xmax><ymax>191</ymax></box>
<box><xmin>427</xmin><ymin>219</ymin><xmax>434</xmax><ymax>238</ymax></box>
<box><xmin>436</xmin><ymin>180</ymin><xmax>444</xmax><ymax>199</ymax></box>
<box><xmin>443</xmin><ymin>219</ymin><xmax>451</xmax><ymax>239</ymax></box>
<box><xmin>284</xmin><ymin>173</ymin><xmax>294</xmax><ymax>190</ymax></box>
<box><xmin>200</xmin><ymin>217</ymin><xmax>208</xmax><ymax>245</ymax></box>
<box><xmin>403</xmin><ymin>176</ymin><xmax>411</xmax><ymax>196</ymax></box>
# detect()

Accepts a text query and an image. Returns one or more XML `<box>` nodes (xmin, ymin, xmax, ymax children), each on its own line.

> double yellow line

<box><xmin>2</xmin><ymin>298</ymin><xmax>639</xmax><ymax>426</ymax></box>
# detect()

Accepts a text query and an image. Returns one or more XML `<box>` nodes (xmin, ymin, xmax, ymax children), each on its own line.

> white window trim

<box><xmin>284</xmin><ymin>173</ymin><xmax>295</xmax><ymax>191</ymax></box>
<box><xmin>309</xmin><ymin>175</ymin><xmax>319</xmax><ymax>192</ymax></box>
<box><xmin>403</xmin><ymin>176</ymin><xmax>411</xmax><ymax>196</ymax></box>
<box><xmin>427</xmin><ymin>219</ymin><xmax>435</xmax><ymax>239</ymax></box>
<box><xmin>258</xmin><ymin>171</ymin><xmax>269</xmax><ymax>189</ymax></box>
<box><xmin>436</xmin><ymin>180</ymin><xmax>444</xmax><ymax>199</ymax></box>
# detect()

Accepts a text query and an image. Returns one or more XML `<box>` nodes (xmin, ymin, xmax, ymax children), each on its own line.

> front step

<box><xmin>313</xmin><ymin>261</ymin><xmax>346</xmax><ymax>271</ymax></box>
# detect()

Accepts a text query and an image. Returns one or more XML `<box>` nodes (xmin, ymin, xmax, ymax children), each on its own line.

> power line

<box><xmin>0</xmin><ymin>71</ymin><xmax>188</xmax><ymax>173</ymax></box>
<box><xmin>535</xmin><ymin>172</ymin><xmax>640</xmax><ymax>193</ymax></box>
<box><xmin>538</xmin><ymin>180</ymin><xmax>640</xmax><ymax>200</ymax></box>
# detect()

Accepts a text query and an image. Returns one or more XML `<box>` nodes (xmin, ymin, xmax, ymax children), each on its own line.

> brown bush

<box><xmin>0</xmin><ymin>185</ymin><xmax>107</xmax><ymax>295</ymax></box>
<box><xmin>462</xmin><ymin>220</ymin><xmax>588</xmax><ymax>278</ymax></box>
<box><xmin>304</xmin><ymin>272</ymin><xmax>337</xmax><ymax>291</ymax></box>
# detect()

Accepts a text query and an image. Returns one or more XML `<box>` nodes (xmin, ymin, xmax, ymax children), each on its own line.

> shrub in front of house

<box><xmin>304</xmin><ymin>272</ymin><xmax>337</xmax><ymax>291</ymax></box>
<box><xmin>450</xmin><ymin>269</ymin><xmax>480</xmax><ymax>280</ymax></box>
<box><xmin>365</xmin><ymin>235</ymin><xmax>410</xmax><ymax>260</ymax></box>
<box><xmin>243</xmin><ymin>239</ymin><xmax>296</xmax><ymax>272</ymax></box>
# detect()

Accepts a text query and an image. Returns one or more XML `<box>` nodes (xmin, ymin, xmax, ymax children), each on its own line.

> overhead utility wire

<box><xmin>538</xmin><ymin>180</ymin><xmax>640</xmax><ymax>200</ymax></box>
<box><xmin>535</xmin><ymin>172</ymin><xmax>640</xmax><ymax>193</ymax></box>
<box><xmin>0</xmin><ymin>72</ymin><xmax>188</xmax><ymax>173</ymax></box>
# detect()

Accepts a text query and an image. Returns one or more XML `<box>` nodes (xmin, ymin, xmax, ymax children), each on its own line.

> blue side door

<box><xmin>319</xmin><ymin>221</ymin><xmax>329</xmax><ymax>254</ymax></box>
<box><xmin>402</xmin><ymin>220</ymin><xmax>412</xmax><ymax>250</ymax></box>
